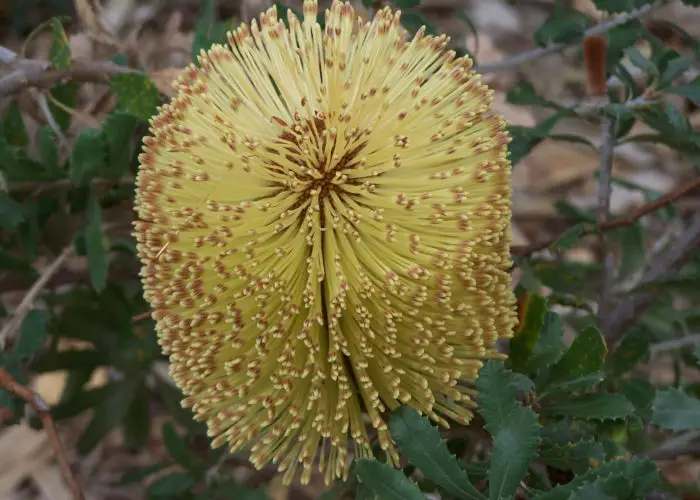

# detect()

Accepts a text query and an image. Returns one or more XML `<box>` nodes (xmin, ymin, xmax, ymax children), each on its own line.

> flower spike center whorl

<box><xmin>134</xmin><ymin>0</ymin><xmax>517</xmax><ymax>486</ymax></box>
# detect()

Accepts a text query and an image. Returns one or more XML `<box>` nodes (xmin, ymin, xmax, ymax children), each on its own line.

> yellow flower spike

<box><xmin>134</xmin><ymin>0</ymin><xmax>518</xmax><ymax>485</ymax></box>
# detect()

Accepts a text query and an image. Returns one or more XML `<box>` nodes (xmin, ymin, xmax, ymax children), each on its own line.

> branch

<box><xmin>596</xmin><ymin>115</ymin><xmax>617</xmax><ymax>325</ymax></box>
<box><xmin>475</xmin><ymin>0</ymin><xmax>666</xmax><ymax>74</ymax></box>
<box><xmin>511</xmin><ymin>174</ymin><xmax>700</xmax><ymax>256</ymax></box>
<box><xmin>0</xmin><ymin>246</ymin><xmax>74</xmax><ymax>347</ymax></box>
<box><xmin>601</xmin><ymin>210</ymin><xmax>700</xmax><ymax>345</ymax></box>
<box><xmin>650</xmin><ymin>333</ymin><xmax>700</xmax><ymax>355</ymax></box>
<box><xmin>0</xmin><ymin>45</ymin><xmax>138</xmax><ymax>98</ymax></box>
<box><xmin>0</xmin><ymin>367</ymin><xmax>85</xmax><ymax>500</ymax></box>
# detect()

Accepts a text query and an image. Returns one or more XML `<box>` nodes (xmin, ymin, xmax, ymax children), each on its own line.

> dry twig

<box><xmin>511</xmin><ymin>174</ymin><xmax>700</xmax><ymax>256</ymax></box>
<box><xmin>0</xmin><ymin>367</ymin><xmax>85</xmax><ymax>500</ymax></box>
<box><xmin>0</xmin><ymin>246</ymin><xmax>74</xmax><ymax>347</ymax></box>
<box><xmin>0</xmin><ymin>45</ymin><xmax>138</xmax><ymax>98</ymax></box>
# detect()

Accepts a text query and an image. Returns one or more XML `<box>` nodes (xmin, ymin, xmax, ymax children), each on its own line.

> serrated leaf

<box><xmin>86</xmin><ymin>194</ymin><xmax>108</xmax><ymax>293</ymax></box>
<box><xmin>534</xmin><ymin>8</ymin><xmax>591</xmax><ymax>47</ymax></box>
<box><xmin>475</xmin><ymin>361</ymin><xmax>520</xmax><ymax>434</ymax></box>
<box><xmin>605</xmin><ymin>328</ymin><xmax>650</xmax><ymax>376</ymax></box>
<box><xmin>0</xmin><ymin>193</ymin><xmax>24</xmax><ymax>231</ymax></box>
<box><xmin>389</xmin><ymin>407</ymin><xmax>485</xmax><ymax>500</ymax></box>
<box><xmin>664</xmin><ymin>78</ymin><xmax>700</xmax><ymax>105</ymax></box>
<box><xmin>545</xmin><ymin>393</ymin><xmax>635</xmax><ymax>421</ymax></box>
<box><xmin>538</xmin><ymin>439</ymin><xmax>605</xmax><ymax>475</ymax></box>
<box><xmin>509</xmin><ymin>292</ymin><xmax>547</xmax><ymax>374</ymax></box>
<box><xmin>546</xmin><ymin>327</ymin><xmax>607</xmax><ymax>388</ymax></box>
<box><xmin>542</xmin><ymin>373</ymin><xmax>604</xmax><ymax>398</ymax></box>
<box><xmin>76</xmin><ymin>377</ymin><xmax>141</xmax><ymax>453</ymax></box>
<box><xmin>489</xmin><ymin>406</ymin><xmax>540</xmax><ymax>500</ymax></box>
<box><xmin>618</xmin><ymin>379</ymin><xmax>655</xmax><ymax>422</ymax></box>
<box><xmin>651</xmin><ymin>388</ymin><xmax>700</xmax><ymax>431</ymax></box>
<box><xmin>525</xmin><ymin>312</ymin><xmax>566</xmax><ymax>374</ymax></box>
<box><xmin>355</xmin><ymin>460</ymin><xmax>426</xmax><ymax>500</ymax></box>
<box><xmin>110</xmin><ymin>73</ymin><xmax>161</xmax><ymax>122</ymax></box>
<box><xmin>2</xmin><ymin>99</ymin><xmax>28</xmax><ymax>147</ymax></box>
<box><xmin>534</xmin><ymin>457</ymin><xmax>659</xmax><ymax>500</ymax></box>
<box><xmin>102</xmin><ymin>112</ymin><xmax>139</xmax><ymax>180</ymax></box>
<box><xmin>70</xmin><ymin>128</ymin><xmax>105</xmax><ymax>187</ymax></box>
<box><xmin>49</xmin><ymin>18</ymin><xmax>71</xmax><ymax>69</ymax></box>
<box><xmin>14</xmin><ymin>309</ymin><xmax>49</xmax><ymax>360</ymax></box>
<box><xmin>149</xmin><ymin>472</ymin><xmax>196</xmax><ymax>496</ymax></box>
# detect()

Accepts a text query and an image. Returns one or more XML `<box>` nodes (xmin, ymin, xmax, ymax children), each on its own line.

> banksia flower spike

<box><xmin>134</xmin><ymin>0</ymin><xmax>517</xmax><ymax>485</ymax></box>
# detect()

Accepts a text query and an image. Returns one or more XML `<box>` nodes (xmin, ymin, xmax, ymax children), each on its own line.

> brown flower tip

<box><xmin>583</xmin><ymin>34</ymin><xmax>608</xmax><ymax>96</ymax></box>
<box><xmin>133</xmin><ymin>0</ymin><xmax>518</xmax><ymax>485</ymax></box>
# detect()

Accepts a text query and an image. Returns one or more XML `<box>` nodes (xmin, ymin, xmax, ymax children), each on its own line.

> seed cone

<box><xmin>134</xmin><ymin>0</ymin><xmax>517</xmax><ymax>485</ymax></box>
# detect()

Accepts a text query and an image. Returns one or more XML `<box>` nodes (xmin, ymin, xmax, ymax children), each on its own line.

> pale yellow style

<box><xmin>134</xmin><ymin>0</ymin><xmax>517</xmax><ymax>485</ymax></box>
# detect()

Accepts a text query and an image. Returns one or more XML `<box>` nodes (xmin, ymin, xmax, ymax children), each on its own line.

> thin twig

<box><xmin>0</xmin><ymin>45</ymin><xmax>138</xmax><ymax>98</ymax></box>
<box><xmin>512</xmin><ymin>174</ymin><xmax>700</xmax><ymax>256</ymax></box>
<box><xmin>475</xmin><ymin>0</ymin><xmax>666</xmax><ymax>74</ymax></box>
<box><xmin>650</xmin><ymin>333</ymin><xmax>700</xmax><ymax>355</ymax></box>
<box><xmin>602</xmin><ymin>211</ymin><xmax>700</xmax><ymax>346</ymax></box>
<box><xmin>32</xmin><ymin>90</ymin><xmax>70</xmax><ymax>153</ymax></box>
<box><xmin>596</xmin><ymin>115</ymin><xmax>616</xmax><ymax>325</ymax></box>
<box><xmin>0</xmin><ymin>246</ymin><xmax>74</xmax><ymax>348</ymax></box>
<box><xmin>0</xmin><ymin>367</ymin><xmax>85</xmax><ymax>500</ymax></box>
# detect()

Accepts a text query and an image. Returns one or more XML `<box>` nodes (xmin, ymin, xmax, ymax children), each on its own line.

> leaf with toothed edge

<box><xmin>389</xmin><ymin>406</ymin><xmax>486</xmax><ymax>500</ymax></box>
<box><xmin>355</xmin><ymin>460</ymin><xmax>426</xmax><ymax>500</ymax></box>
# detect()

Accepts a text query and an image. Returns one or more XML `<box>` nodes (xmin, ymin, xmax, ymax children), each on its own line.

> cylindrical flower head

<box><xmin>134</xmin><ymin>0</ymin><xmax>517</xmax><ymax>485</ymax></box>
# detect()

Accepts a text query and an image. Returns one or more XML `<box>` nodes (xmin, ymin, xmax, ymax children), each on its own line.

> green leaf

<box><xmin>605</xmin><ymin>328</ymin><xmax>650</xmax><ymax>376</ymax></box>
<box><xmin>489</xmin><ymin>406</ymin><xmax>540</xmax><ymax>500</ymax></box>
<box><xmin>192</xmin><ymin>0</ymin><xmax>231</xmax><ymax>57</ymax></box>
<box><xmin>525</xmin><ymin>312</ymin><xmax>567</xmax><ymax>375</ymax></box>
<box><xmin>49</xmin><ymin>82</ymin><xmax>78</xmax><ymax>131</ymax></box>
<box><xmin>538</xmin><ymin>439</ymin><xmax>605</xmax><ymax>475</ymax></box>
<box><xmin>122</xmin><ymin>383</ymin><xmax>149</xmax><ymax>450</ymax></box>
<box><xmin>102</xmin><ymin>112</ymin><xmax>139</xmax><ymax>180</ymax></box>
<box><xmin>70</xmin><ymin>128</ymin><xmax>105</xmax><ymax>187</ymax></box>
<box><xmin>395</xmin><ymin>0</ymin><xmax>420</xmax><ymax>7</ymax></box>
<box><xmin>400</xmin><ymin>11</ymin><xmax>439</xmax><ymax>36</ymax></box>
<box><xmin>209</xmin><ymin>480</ymin><xmax>272</xmax><ymax>499</ymax></box>
<box><xmin>110</xmin><ymin>73</ymin><xmax>161</xmax><ymax>122</ymax></box>
<box><xmin>611</xmin><ymin>223</ymin><xmax>646</xmax><ymax>280</ymax></box>
<box><xmin>389</xmin><ymin>407</ymin><xmax>485</xmax><ymax>500</ymax></box>
<box><xmin>163</xmin><ymin>422</ymin><xmax>206</xmax><ymax>471</ymax></box>
<box><xmin>507</xmin><ymin>81</ymin><xmax>564</xmax><ymax>110</ymax></box>
<box><xmin>619</xmin><ymin>379</ymin><xmax>655</xmax><ymax>422</ymax></box>
<box><xmin>0</xmin><ymin>193</ymin><xmax>25</xmax><ymax>231</ymax></box>
<box><xmin>86</xmin><ymin>193</ymin><xmax>108</xmax><ymax>293</ymax></box>
<box><xmin>509</xmin><ymin>292</ymin><xmax>548</xmax><ymax>374</ymax></box>
<box><xmin>2</xmin><ymin>99</ymin><xmax>28</xmax><ymax>147</ymax></box>
<box><xmin>38</xmin><ymin>127</ymin><xmax>60</xmax><ymax>176</ymax></box>
<box><xmin>544</xmin><ymin>393</ymin><xmax>635</xmax><ymax>421</ymax></box>
<box><xmin>475</xmin><ymin>361</ymin><xmax>520</xmax><ymax>434</ymax></box>
<box><xmin>148</xmin><ymin>472</ymin><xmax>196</xmax><ymax>497</ymax></box>
<box><xmin>546</xmin><ymin>327</ymin><xmax>607</xmax><ymax>387</ymax></box>
<box><xmin>625</xmin><ymin>47</ymin><xmax>659</xmax><ymax>79</ymax></box>
<box><xmin>552</xmin><ymin>223</ymin><xmax>591</xmax><ymax>251</ymax></box>
<box><xmin>593</xmin><ymin>0</ymin><xmax>655</xmax><ymax>12</ymax></box>
<box><xmin>651</xmin><ymin>388</ymin><xmax>700</xmax><ymax>431</ymax></box>
<box><xmin>664</xmin><ymin>78</ymin><xmax>700</xmax><ymax>105</ymax></box>
<box><xmin>658</xmin><ymin>55</ymin><xmax>691</xmax><ymax>89</ymax></box>
<box><xmin>534</xmin><ymin>8</ymin><xmax>592</xmax><ymax>47</ymax></box>
<box><xmin>534</xmin><ymin>457</ymin><xmax>659</xmax><ymax>500</ymax></box>
<box><xmin>606</xmin><ymin>21</ymin><xmax>646</xmax><ymax>74</ymax></box>
<box><xmin>32</xmin><ymin>349</ymin><xmax>109</xmax><ymax>372</ymax></box>
<box><xmin>120</xmin><ymin>463</ymin><xmax>169</xmax><ymax>485</ymax></box>
<box><xmin>49</xmin><ymin>18</ymin><xmax>71</xmax><ymax>69</ymax></box>
<box><xmin>14</xmin><ymin>309</ymin><xmax>50</xmax><ymax>360</ymax></box>
<box><xmin>507</xmin><ymin>112</ymin><xmax>563</xmax><ymax>167</ymax></box>
<box><xmin>355</xmin><ymin>460</ymin><xmax>426</xmax><ymax>500</ymax></box>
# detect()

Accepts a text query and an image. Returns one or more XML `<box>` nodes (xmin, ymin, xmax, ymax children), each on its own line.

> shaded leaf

<box><xmin>49</xmin><ymin>82</ymin><xmax>78</xmax><ymax>131</ymax></box>
<box><xmin>163</xmin><ymin>422</ymin><xmax>206</xmax><ymax>471</ymax></box>
<box><xmin>102</xmin><ymin>112</ymin><xmax>139</xmax><ymax>180</ymax></box>
<box><xmin>651</xmin><ymin>388</ymin><xmax>700</xmax><ymax>431</ymax></box>
<box><xmin>120</xmin><ymin>463</ymin><xmax>169</xmax><ymax>485</ymax></box>
<box><xmin>538</xmin><ymin>439</ymin><xmax>605</xmax><ymax>475</ymax></box>
<box><xmin>355</xmin><ymin>460</ymin><xmax>426</xmax><ymax>500</ymax></box>
<box><xmin>547</xmin><ymin>327</ymin><xmax>607</xmax><ymax>387</ymax></box>
<box><xmin>2</xmin><ymin>99</ymin><xmax>28</xmax><ymax>147</ymax></box>
<box><xmin>0</xmin><ymin>193</ymin><xmax>24</xmax><ymax>231</ymax></box>
<box><xmin>525</xmin><ymin>312</ymin><xmax>567</xmax><ymax>375</ymax></box>
<box><xmin>544</xmin><ymin>393</ymin><xmax>634</xmax><ymax>421</ymax></box>
<box><xmin>606</xmin><ymin>328</ymin><xmax>650</xmax><ymax>376</ymax></box>
<box><xmin>389</xmin><ymin>407</ymin><xmax>484</xmax><ymax>500</ymax></box>
<box><xmin>509</xmin><ymin>292</ymin><xmax>547</xmax><ymax>374</ymax></box>
<box><xmin>123</xmin><ymin>383</ymin><xmax>149</xmax><ymax>450</ymax></box>
<box><xmin>38</xmin><ymin>127</ymin><xmax>60</xmax><ymax>176</ymax></box>
<box><xmin>86</xmin><ymin>193</ymin><xmax>108</xmax><ymax>293</ymax></box>
<box><xmin>534</xmin><ymin>8</ymin><xmax>591</xmax><ymax>46</ymax></box>
<box><xmin>665</xmin><ymin>78</ymin><xmax>700</xmax><ymax>105</ymax></box>
<box><xmin>625</xmin><ymin>47</ymin><xmax>659</xmax><ymax>78</ymax></box>
<box><xmin>14</xmin><ymin>309</ymin><xmax>50</xmax><ymax>360</ymax></box>
<box><xmin>49</xmin><ymin>18</ymin><xmax>71</xmax><ymax>69</ymax></box>
<box><xmin>552</xmin><ymin>223</ymin><xmax>591</xmax><ymax>251</ymax></box>
<box><xmin>475</xmin><ymin>361</ymin><xmax>520</xmax><ymax>434</ymax></box>
<box><xmin>507</xmin><ymin>81</ymin><xmax>563</xmax><ymax>110</ymax></box>
<box><xmin>611</xmin><ymin>223</ymin><xmax>646</xmax><ymax>281</ymax></box>
<box><xmin>148</xmin><ymin>472</ymin><xmax>196</xmax><ymax>497</ymax></box>
<box><xmin>507</xmin><ymin>112</ymin><xmax>563</xmax><ymax>167</ymax></box>
<box><xmin>70</xmin><ymin>128</ymin><xmax>105</xmax><ymax>187</ymax></box>
<box><xmin>658</xmin><ymin>55</ymin><xmax>691</xmax><ymax>89</ymax></box>
<box><xmin>400</xmin><ymin>11</ymin><xmax>439</xmax><ymax>36</ymax></box>
<box><xmin>619</xmin><ymin>379</ymin><xmax>655</xmax><ymax>422</ymax></box>
<box><xmin>192</xmin><ymin>0</ymin><xmax>231</xmax><ymax>57</ymax></box>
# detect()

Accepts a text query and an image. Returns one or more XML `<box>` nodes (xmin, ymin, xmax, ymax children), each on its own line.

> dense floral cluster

<box><xmin>134</xmin><ymin>0</ymin><xmax>517</xmax><ymax>485</ymax></box>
